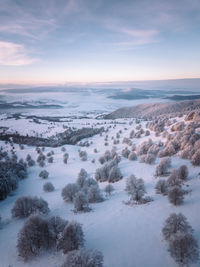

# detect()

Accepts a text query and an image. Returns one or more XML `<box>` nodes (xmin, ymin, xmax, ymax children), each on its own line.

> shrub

<box><xmin>155</xmin><ymin>179</ymin><xmax>168</xmax><ymax>195</ymax></box>
<box><xmin>48</xmin><ymin>157</ymin><xmax>53</xmax><ymax>163</ymax></box>
<box><xmin>62</xmin><ymin>249</ymin><xmax>104</xmax><ymax>267</ymax></box>
<box><xmin>125</xmin><ymin>175</ymin><xmax>146</xmax><ymax>202</ymax></box>
<box><xmin>88</xmin><ymin>185</ymin><xmax>104</xmax><ymax>203</ymax></box>
<box><xmin>168</xmin><ymin>186</ymin><xmax>184</xmax><ymax>206</ymax></box>
<box><xmin>167</xmin><ymin>170</ymin><xmax>182</xmax><ymax>188</ymax></box>
<box><xmin>17</xmin><ymin>215</ymin><xmax>54</xmax><ymax>260</ymax></box>
<box><xmin>57</xmin><ymin>221</ymin><xmax>84</xmax><ymax>253</ymax></box>
<box><xmin>104</xmin><ymin>184</ymin><xmax>114</xmax><ymax>196</ymax></box>
<box><xmin>28</xmin><ymin>159</ymin><xmax>35</xmax><ymax>166</ymax></box>
<box><xmin>121</xmin><ymin>147</ymin><xmax>131</xmax><ymax>158</ymax></box>
<box><xmin>77</xmin><ymin>169</ymin><xmax>88</xmax><ymax>189</ymax></box>
<box><xmin>39</xmin><ymin>170</ymin><xmax>49</xmax><ymax>179</ymax></box>
<box><xmin>155</xmin><ymin>157</ymin><xmax>171</xmax><ymax>177</ymax></box>
<box><xmin>43</xmin><ymin>182</ymin><xmax>55</xmax><ymax>192</ymax></box>
<box><xmin>73</xmin><ymin>191</ymin><xmax>89</xmax><ymax>212</ymax></box>
<box><xmin>177</xmin><ymin>165</ymin><xmax>188</xmax><ymax>181</ymax></box>
<box><xmin>48</xmin><ymin>215</ymin><xmax>68</xmax><ymax>241</ymax></box>
<box><xmin>128</xmin><ymin>151</ymin><xmax>137</xmax><ymax>161</ymax></box>
<box><xmin>168</xmin><ymin>233</ymin><xmax>199</xmax><ymax>266</ymax></box>
<box><xmin>191</xmin><ymin>150</ymin><xmax>200</xmax><ymax>166</ymax></box>
<box><xmin>62</xmin><ymin>183</ymin><xmax>79</xmax><ymax>202</ymax></box>
<box><xmin>162</xmin><ymin>213</ymin><xmax>193</xmax><ymax>241</ymax></box>
<box><xmin>108</xmin><ymin>165</ymin><xmax>123</xmax><ymax>183</ymax></box>
<box><xmin>12</xmin><ymin>196</ymin><xmax>49</xmax><ymax>218</ymax></box>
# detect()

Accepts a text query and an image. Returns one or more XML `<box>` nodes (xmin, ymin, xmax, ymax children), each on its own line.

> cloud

<box><xmin>0</xmin><ymin>41</ymin><xmax>37</xmax><ymax>66</ymax></box>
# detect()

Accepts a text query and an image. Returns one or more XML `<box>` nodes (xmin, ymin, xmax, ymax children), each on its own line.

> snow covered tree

<box><xmin>155</xmin><ymin>179</ymin><xmax>168</xmax><ymax>195</ymax></box>
<box><xmin>48</xmin><ymin>215</ymin><xmax>68</xmax><ymax>241</ymax></box>
<box><xmin>104</xmin><ymin>184</ymin><xmax>114</xmax><ymax>196</ymax></box>
<box><xmin>167</xmin><ymin>170</ymin><xmax>182</xmax><ymax>188</ymax></box>
<box><xmin>108</xmin><ymin>165</ymin><xmax>122</xmax><ymax>183</ymax></box>
<box><xmin>17</xmin><ymin>215</ymin><xmax>54</xmax><ymax>261</ymax></box>
<box><xmin>155</xmin><ymin>157</ymin><xmax>171</xmax><ymax>177</ymax></box>
<box><xmin>168</xmin><ymin>186</ymin><xmax>184</xmax><ymax>206</ymax></box>
<box><xmin>177</xmin><ymin>165</ymin><xmax>188</xmax><ymax>181</ymax></box>
<box><xmin>88</xmin><ymin>185</ymin><xmax>104</xmax><ymax>203</ymax></box>
<box><xmin>73</xmin><ymin>191</ymin><xmax>89</xmax><ymax>212</ymax></box>
<box><xmin>162</xmin><ymin>213</ymin><xmax>193</xmax><ymax>241</ymax></box>
<box><xmin>77</xmin><ymin>168</ymin><xmax>88</xmax><ymax>189</ymax></box>
<box><xmin>191</xmin><ymin>150</ymin><xmax>200</xmax><ymax>166</ymax></box>
<box><xmin>62</xmin><ymin>249</ymin><xmax>104</xmax><ymax>267</ymax></box>
<box><xmin>57</xmin><ymin>221</ymin><xmax>84</xmax><ymax>253</ymax></box>
<box><xmin>39</xmin><ymin>170</ymin><xmax>49</xmax><ymax>179</ymax></box>
<box><xmin>28</xmin><ymin>159</ymin><xmax>35</xmax><ymax>166</ymax></box>
<box><xmin>43</xmin><ymin>182</ymin><xmax>55</xmax><ymax>192</ymax></box>
<box><xmin>121</xmin><ymin>147</ymin><xmax>131</xmax><ymax>158</ymax></box>
<box><xmin>128</xmin><ymin>151</ymin><xmax>137</xmax><ymax>161</ymax></box>
<box><xmin>168</xmin><ymin>233</ymin><xmax>199</xmax><ymax>266</ymax></box>
<box><xmin>12</xmin><ymin>196</ymin><xmax>49</xmax><ymax>218</ymax></box>
<box><xmin>125</xmin><ymin>175</ymin><xmax>146</xmax><ymax>202</ymax></box>
<box><xmin>62</xmin><ymin>183</ymin><xmax>78</xmax><ymax>202</ymax></box>
<box><xmin>48</xmin><ymin>156</ymin><xmax>53</xmax><ymax>163</ymax></box>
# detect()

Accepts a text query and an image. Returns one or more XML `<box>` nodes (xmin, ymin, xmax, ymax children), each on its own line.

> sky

<box><xmin>0</xmin><ymin>0</ymin><xmax>200</xmax><ymax>84</ymax></box>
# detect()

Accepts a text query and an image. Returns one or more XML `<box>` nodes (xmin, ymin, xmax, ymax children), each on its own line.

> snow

<box><xmin>0</xmin><ymin>101</ymin><xmax>200</xmax><ymax>267</ymax></box>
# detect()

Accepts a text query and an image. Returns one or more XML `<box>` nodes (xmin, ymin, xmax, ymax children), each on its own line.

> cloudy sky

<box><xmin>0</xmin><ymin>0</ymin><xmax>200</xmax><ymax>84</ymax></box>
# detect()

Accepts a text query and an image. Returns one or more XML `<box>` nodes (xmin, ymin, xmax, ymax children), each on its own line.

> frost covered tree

<box><xmin>155</xmin><ymin>157</ymin><xmax>171</xmax><ymax>177</ymax></box>
<box><xmin>57</xmin><ymin>221</ymin><xmax>84</xmax><ymax>253</ymax></box>
<box><xmin>155</xmin><ymin>179</ymin><xmax>168</xmax><ymax>195</ymax></box>
<box><xmin>88</xmin><ymin>185</ymin><xmax>104</xmax><ymax>203</ymax></box>
<box><xmin>17</xmin><ymin>215</ymin><xmax>54</xmax><ymax>261</ymax></box>
<box><xmin>12</xmin><ymin>196</ymin><xmax>49</xmax><ymax>218</ymax></box>
<box><xmin>167</xmin><ymin>170</ymin><xmax>182</xmax><ymax>188</ymax></box>
<box><xmin>48</xmin><ymin>156</ymin><xmax>53</xmax><ymax>163</ymax></box>
<box><xmin>48</xmin><ymin>215</ymin><xmax>68</xmax><ymax>241</ymax></box>
<box><xmin>108</xmin><ymin>165</ymin><xmax>123</xmax><ymax>183</ymax></box>
<box><xmin>191</xmin><ymin>150</ymin><xmax>200</xmax><ymax>166</ymax></box>
<box><xmin>39</xmin><ymin>170</ymin><xmax>49</xmax><ymax>179</ymax></box>
<box><xmin>62</xmin><ymin>249</ymin><xmax>104</xmax><ymax>267</ymax></box>
<box><xmin>121</xmin><ymin>147</ymin><xmax>131</xmax><ymax>158</ymax></box>
<box><xmin>177</xmin><ymin>165</ymin><xmax>188</xmax><ymax>181</ymax></box>
<box><xmin>73</xmin><ymin>191</ymin><xmax>89</xmax><ymax>212</ymax></box>
<box><xmin>168</xmin><ymin>233</ymin><xmax>199</xmax><ymax>267</ymax></box>
<box><xmin>168</xmin><ymin>186</ymin><xmax>184</xmax><ymax>206</ymax></box>
<box><xmin>162</xmin><ymin>213</ymin><xmax>193</xmax><ymax>241</ymax></box>
<box><xmin>62</xmin><ymin>183</ymin><xmax>78</xmax><ymax>202</ymax></box>
<box><xmin>104</xmin><ymin>184</ymin><xmax>114</xmax><ymax>196</ymax></box>
<box><xmin>77</xmin><ymin>168</ymin><xmax>88</xmax><ymax>189</ymax></box>
<box><xmin>125</xmin><ymin>175</ymin><xmax>146</xmax><ymax>202</ymax></box>
<box><xmin>128</xmin><ymin>151</ymin><xmax>137</xmax><ymax>161</ymax></box>
<box><xmin>28</xmin><ymin>159</ymin><xmax>35</xmax><ymax>166</ymax></box>
<box><xmin>43</xmin><ymin>182</ymin><xmax>55</xmax><ymax>192</ymax></box>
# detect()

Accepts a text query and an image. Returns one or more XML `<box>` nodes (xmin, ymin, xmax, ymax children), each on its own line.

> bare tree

<box><xmin>125</xmin><ymin>175</ymin><xmax>146</xmax><ymax>202</ymax></box>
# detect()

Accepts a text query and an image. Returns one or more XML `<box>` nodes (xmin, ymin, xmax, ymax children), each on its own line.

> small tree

<box><xmin>125</xmin><ymin>175</ymin><xmax>146</xmax><ymax>202</ymax></box>
<box><xmin>57</xmin><ymin>221</ymin><xmax>84</xmax><ymax>253</ymax></box>
<box><xmin>73</xmin><ymin>191</ymin><xmax>89</xmax><ymax>212</ymax></box>
<box><xmin>43</xmin><ymin>182</ymin><xmax>55</xmax><ymax>192</ymax></box>
<box><xmin>155</xmin><ymin>157</ymin><xmax>171</xmax><ymax>177</ymax></box>
<box><xmin>167</xmin><ymin>170</ymin><xmax>182</xmax><ymax>188</ymax></box>
<box><xmin>128</xmin><ymin>151</ymin><xmax>137</xmax><ymax>161</ymax></box>
<box><xmin>77</xmin><ymin>169</ymin><xmax>88</xmax><ymax>189</ymax></box>
<box><xmin>155</xmin><ymin>179</ymin><xmax>168</xmax><ymax>195</ymax></box>
<box><xmin>62</xmin><ymin>249</ymin><xmax>104</xmax><ymax>267</ymax></box>
<box><xmin>88</xmin><ymin>185</ymin><xmax>104</xmax><ymax>203</ymax></box>
<box><xmin>177</xmin><ymin>165</ymin><xmax>188</xmax><ymax>181</ymax></box>
<box><xmin>39</xmin><ymin>170</ymin><xmax>49</xmax><ymax>179</ymax></box>
<box><xmin>168</xmin><ymin>233</ymin><xmax>199</xmax><ymax>266</ymax></box>
<box><xmin>168</xmin><ymin>186</ymin><xmax>184</xmax><ymax>206</ymax></box>
<box><xmin>104</xmin><ymin>184</ymin><xmax>114</xmax><ymax>196</ymax></box>
<box><xmin>162</xmin><ymin>213</ymin><xmax>193</xmax><ymax>241</ymax></box>
<box><xmin>12</xmin><ymin>196</ymin><xmax>49</xmax><ymax>218</ymax></box>
<box><xmin>62</xmin><ymin>183</ymin><xmax>78</xmax><ymax>202</ymax></box>
<box><xmin>17</xmin><ymin>215</ymin><xmax>54</xmax><ymax>261</ymax></box>
<box><xmin>108</xmin><ymin>165</ymin><xmax>122</xmax><ymax>183</ymax></box>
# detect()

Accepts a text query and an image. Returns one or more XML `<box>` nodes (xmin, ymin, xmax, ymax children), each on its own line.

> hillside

<box><xmin>104</xmin><ymin>99</ymin><xmax>200</xmax><ymax>119</ymax></box>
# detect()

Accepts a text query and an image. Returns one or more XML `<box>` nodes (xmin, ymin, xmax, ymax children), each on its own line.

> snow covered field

<box><xmin>0</xmin><ymin>93</ymin><xmax>200</xmax><ymax>267</ymax></box>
